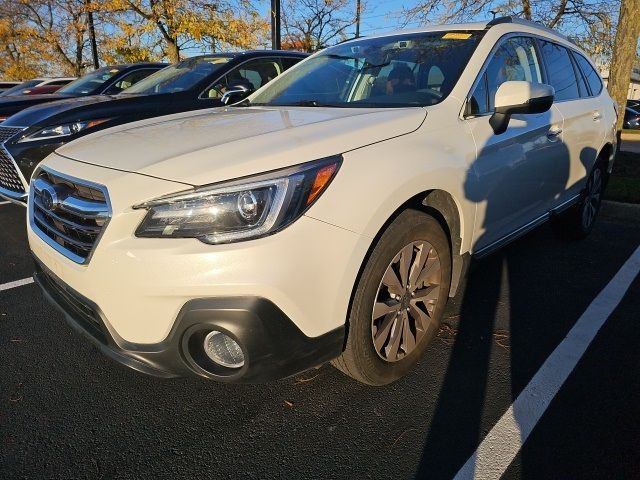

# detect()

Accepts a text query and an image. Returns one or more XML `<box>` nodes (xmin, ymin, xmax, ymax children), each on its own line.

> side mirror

<box><xmin>490</xmin><ymin>81</ymin><xmax>555</xmax><ymax>135</ymax></box>
<box><xmin>220</xmin><ymin>81</ymin><xmax>254</xmax><ymax>105</ymax></box>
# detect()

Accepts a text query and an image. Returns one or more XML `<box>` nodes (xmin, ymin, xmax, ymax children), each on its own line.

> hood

<box><xmin>56</xmin><ymin>106</ymin><xmax>427</xmax><ymax>186</ymax></box>
<box><xmin>3</xmin><ymin>95</ymin><xmax>116</xmax><ymax>127</ymax></box>
<box><xmin>0</xmin><ymin>93</ymin><xmax>76</xmax><ymax>116</ymax></box>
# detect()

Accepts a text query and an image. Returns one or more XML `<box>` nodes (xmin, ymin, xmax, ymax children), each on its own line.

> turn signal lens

<box><xmin>307</xmin><ymin>163</ymin><xmax>339</xmax><ymax>205</ymax></box>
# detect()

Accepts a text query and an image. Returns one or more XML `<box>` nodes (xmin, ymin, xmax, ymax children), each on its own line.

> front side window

<box><xmin>468</xmin><ymin>36</ymin><xmax>542</xmax><ymax>115</ymax></box>
<box><xmin>539</xmin><ymin>41</ymin><xmax>580</xmax><ymax>101</ymax></box>
<box><xmin>122</xmin><ymin>56</ymin><xmax>232</xmax><ymax>95</ymax></box>
<box><xmin>106</xmin><ymin>69</ymin><xmax>157</xmax><ymax>94</ymax></box>
<box><xmin>204</xmin><ymin>59</ymin><xmax>282</xmax><ymax>99</ymax></box>
<box><xmin>58</xmin><ymin>67</ymin><xmax>123</xmax><ymax>95</ymax></box>
<box><xmin>249</xmin><ymin>31</ymin><xmax>484</xmax><ymax>108</ymax></box>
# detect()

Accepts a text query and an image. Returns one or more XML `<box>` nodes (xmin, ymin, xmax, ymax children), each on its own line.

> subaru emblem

<box><xmin>40</xmin><ymin>186</ymin><xmax>60</xmax><ymax>212</ymax></box>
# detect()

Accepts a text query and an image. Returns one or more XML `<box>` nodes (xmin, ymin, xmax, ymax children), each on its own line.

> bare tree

<box><xmin>402</xmin><ymin>0</ymin><xmax>616</xmax><ymax>59</ymax></box>
<box><xmin>608</xmin><ymin>0</ymin><xmax>640</xmax><ymax>134</ymax></box>
<box><xmin>282</xmin><ymin>0</ymin><xmax>357</xmax><ymax>52</ymax></box>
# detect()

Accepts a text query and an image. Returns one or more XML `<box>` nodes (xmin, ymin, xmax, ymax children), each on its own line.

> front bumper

<box><xmin>34</xmin><ymin>259</ymin><xmax>345</xmax><ymax>382</ymax></box>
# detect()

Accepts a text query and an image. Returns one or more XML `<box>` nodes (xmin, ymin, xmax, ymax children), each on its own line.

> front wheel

<box><xmin>332</xmin><ymin>210</ymin><xmax>452</xmax><ymax>385</ymax></box>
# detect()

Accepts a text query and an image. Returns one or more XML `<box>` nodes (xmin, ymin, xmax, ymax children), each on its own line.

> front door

<box><xmin>464</xmin><ymin>35</ymin><xmax>569</xmax><ymax>251</ymax></box>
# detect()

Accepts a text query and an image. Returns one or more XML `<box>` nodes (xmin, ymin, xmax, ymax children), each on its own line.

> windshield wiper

<box><xmin>288</xmin><ymin>100</ymin><xmax>326</xmax><ymax>107</ymax></box>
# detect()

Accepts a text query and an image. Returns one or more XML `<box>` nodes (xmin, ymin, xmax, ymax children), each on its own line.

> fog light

<box><xmin>203</xmin><ymin>331</ymin><xmax>245</xmax><ymax>368</ymax></box>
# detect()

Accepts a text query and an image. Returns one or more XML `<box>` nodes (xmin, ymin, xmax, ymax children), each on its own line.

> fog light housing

<box><xmin>203</xmin><ymin>331</ymin><xmax>245</xmax><ymax>368</ymax></box>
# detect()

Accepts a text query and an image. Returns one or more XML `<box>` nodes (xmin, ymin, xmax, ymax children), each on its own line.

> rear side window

<box><xmin>281</xmin><ymin>57</ymin><xmax>302</xmax><ymax>70</ymax></box>
<box><xmin>572</xmin><ymin>55</ymin><xmax>589</xmax><ymax>97</ymax></box>
<box><xmin>539</xmin><ymin>41</ymin><xmax>580</xmax><ymax>101</ymax></box>
<box><xmin>468</xmin><ymin>36</ymin><xmax>542</xmax><ymax>115</ymax></box>
<box><xmin>574</xmin><ymin>53</ymin><xmax>603</xmax><ymax>96</ymax></box>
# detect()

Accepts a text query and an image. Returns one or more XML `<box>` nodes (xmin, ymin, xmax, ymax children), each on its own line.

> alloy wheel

<box><xmin>582</xmin><ymin>168</ymin><xmax>603</xmax><ymax>229</ymax></box>
<box><xmin>371</xmin><ymin>241</ymin><xmax>441</xmax><ymax>362</ymax></box>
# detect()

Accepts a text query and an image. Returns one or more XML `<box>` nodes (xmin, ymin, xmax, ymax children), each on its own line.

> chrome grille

<box><xmin>30</xmin><ymin>169</ymin><xmax>111</xmax><ymax>264</ymax></box>
<box><xmin>0</xmin><ymin>148</ymin><xmax>25</xmax><ymax>193</ymax></box>
<box><xmin>0</xmin><ymin>127</ymin><xmax>27</xmax><ymax>196</ymax></box>
<box><xmin>0</xmin><ymin>126</ymin><xmax>22</xmax><ymax>143</ymax></box>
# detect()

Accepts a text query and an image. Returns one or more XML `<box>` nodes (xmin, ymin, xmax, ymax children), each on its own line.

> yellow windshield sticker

<box><xmin>443</xmin><ymin>32</ymin><xmax>472</xmax><ymax>40</ymax></box>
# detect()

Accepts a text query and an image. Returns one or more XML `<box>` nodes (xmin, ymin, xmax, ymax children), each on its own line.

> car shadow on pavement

<box><xmin>414</xmin><ymin>129</ymin><xmax>575</xmax><ymax>479</ymax></box>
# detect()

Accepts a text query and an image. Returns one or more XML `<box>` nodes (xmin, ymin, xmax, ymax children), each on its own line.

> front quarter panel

<box><xmin>306</xmin><ymin>103</ymin><xmax>477</xmax><ymax>256</ymax></box>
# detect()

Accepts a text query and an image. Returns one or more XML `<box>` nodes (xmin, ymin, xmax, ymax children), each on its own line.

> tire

<box><xmin>552</xmin><ymin>162</ymin><xmax>605</xmax><ymax>240</ymax></box>
<box><xmin>332</xmin><ymin>209</ymin><xmax>452</xmax><ymax>386</ymax></box>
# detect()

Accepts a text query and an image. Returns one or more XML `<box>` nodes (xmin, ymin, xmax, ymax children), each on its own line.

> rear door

<box><xmin>537</xmin><ymin>40</ymin><xmax>604</xmax><ymax>204</ymax></box>
<box><xmin>465</xmin><ymin>35</ymin><xmax>567</xmax><ymax>251</ymax></box>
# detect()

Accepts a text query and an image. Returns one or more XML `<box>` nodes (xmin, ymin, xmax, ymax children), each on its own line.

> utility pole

<box><xmin>85</xmin><ymin>0</ymin><xmax>99</xmax><ymax>69</ymax></box>
<box><xmin>271</xmin><ymin>0</ymin><xmax>281</xmax><ymax>50</ymax></box>
<box><xmin>355</xmin><ymin>0</ymin><xmax>361</xmax><ymax>38</ymax></box>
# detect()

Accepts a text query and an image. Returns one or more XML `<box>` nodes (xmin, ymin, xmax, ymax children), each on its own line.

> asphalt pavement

<box><xmin>1</xmin><ymin>196</ymin><xmax>639</xmax><ymax>479</ymax></box>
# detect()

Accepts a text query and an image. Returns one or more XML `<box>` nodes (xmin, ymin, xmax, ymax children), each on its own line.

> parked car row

<box><xmin>0</xmin><ymin>81</ymin><xmax>21</xmax><ymax>94</ymax></box>
<box><xmin>3</xmin><ymin>18</ymin><xmax>618</xmax><ymax>386</ymax></box>
<box><xmin>0</xmin><ymin>78</ymin><xmax>76</xmax><ymax>97</ymax></box>
<box><xmin>0</xmin><ymin>51</ymin><xmax>306</xmax><ymax>203</ymax></box>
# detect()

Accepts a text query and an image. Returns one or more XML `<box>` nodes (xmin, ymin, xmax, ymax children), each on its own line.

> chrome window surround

<box><xmin>28</xmin><ymin>166</ymin><xmax>112</xmax><ymax>265</ymax></box>
<box><xmin>0</xmin><ymin>126</ymin><xmax>28</xmax><ymax>203</ymax></box>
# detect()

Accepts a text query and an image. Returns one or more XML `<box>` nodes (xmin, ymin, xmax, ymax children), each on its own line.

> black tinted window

<box><xmin>540</xmin><ymin>41</ymin><xmax>580</xmax><ymax>101</ymax></box>
<box><xmin>574</xmin><ymin>53</ymin><xmax>603</xmax><ymax>96</ymax></box>
<box><xmin>572</xmin><ymin>56</ymin><xmax>589</xmax><ymax>97</ymax></box>
<box><xmin>281</xmin><ymin>57</ymin><xmax>302</xmax><ymax>70</ymax></box>
<box><xmin>468</xmin><ymin>73</ymin><xmax>488</xmax><ymax>115</ymax></box>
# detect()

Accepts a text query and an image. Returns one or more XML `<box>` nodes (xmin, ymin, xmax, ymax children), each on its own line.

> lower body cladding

<box><xmin>33</xmin><ymin>259</ymin><xmax>345</xmax><ymax>382</ymax></box>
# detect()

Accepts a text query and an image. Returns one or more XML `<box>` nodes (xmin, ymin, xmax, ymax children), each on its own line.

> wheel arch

<box><xmin>341</xmin><ymin>188</ymin><xmax>468</xmax><ymax>351</ymax></box>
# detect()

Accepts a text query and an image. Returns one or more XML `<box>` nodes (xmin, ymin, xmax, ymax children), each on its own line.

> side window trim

<box><xmin>571</xmin><ymin>50</ymin><xmax>603</xmax><ymax>98</ymax></box>
<box><xmin>198</xmin><ymin>56</ymin><xmax>283</xmax><ymax>100</ymax></box>
<box><xmin>569</xmin><ymin>51</ymin><xmax>590</xmax><ymax>97</ymax></box>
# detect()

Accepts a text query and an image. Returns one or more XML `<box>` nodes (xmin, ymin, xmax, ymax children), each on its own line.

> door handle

<box><xmin>592</xmin><ymin>111</ymin><xmax>602</xmax><ymax>121</ymax></box>
<box><xmin>547</xmin><ymin>127</ymin><xmax>562</xmax><ymax>138</ymax></box>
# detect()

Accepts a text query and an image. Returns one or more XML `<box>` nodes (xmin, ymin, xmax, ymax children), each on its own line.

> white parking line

<box><xmin>0</xmin><ymin>277</ymin><xmax>34</xmax><ymax>292</ymax></box>
<box><xmin>455</xmin><ymin>245</ymin><xmax>640</xmax><ymax>480</ymax></box>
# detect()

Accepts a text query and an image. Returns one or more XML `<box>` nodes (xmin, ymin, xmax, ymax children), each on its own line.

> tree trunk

<box><xmin>166</xmin><ymin>37</ymin><xmax>180</xmax><ymax>62</ymax></box>
<box><xmin>522</xmin><ymin>0</ymin><xmax>532</xmax><ymax>20</ymax></box>
<box><xmin>608</xmin><ymin>0</ymin><xmax>640</xmax><ymax>133</ymax></box>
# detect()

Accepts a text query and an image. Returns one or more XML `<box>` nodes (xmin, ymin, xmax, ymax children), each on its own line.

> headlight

<box><xmin>18</xmin><ymin>118</ymin><xmax>111</xmax><ymax>142</ymax></box>
<box><xmin>134</xmin><ymin>156</ymin><xmax>342</xmax><ymax>244</ymax></box>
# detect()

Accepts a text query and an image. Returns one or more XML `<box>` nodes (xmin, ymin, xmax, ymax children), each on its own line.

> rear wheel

<box><xmin>553</xmin><ymin>163</ymin><xmax>605</xmax><ymax>240</ymax></box>
<box><xmin>332</xmin><ymin>210</ymin><xmax>452</xmax><ymax>385</ymax></box>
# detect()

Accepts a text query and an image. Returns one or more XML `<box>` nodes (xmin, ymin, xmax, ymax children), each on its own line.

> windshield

<box><xmin>122</xmin><ymin>56</ymin><xmax>233</xmax><ymax>95</ymax></box>
<box><xmin>0</xmin><ymin>80</ymin><xmax>41</xmax><ymax>96</ymax></box>
<box><xmin>250</xmin><ymin>31</ymin><xmax>484</xmax><ymax>108</ymax></box>
<box><xmin>58</xmin><ymin>67</ymin><xmax>122</xmax><ymax>95</ymax></box>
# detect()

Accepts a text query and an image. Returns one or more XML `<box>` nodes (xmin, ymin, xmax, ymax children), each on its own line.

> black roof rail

<box><xmin>486</xmin><ymin>15</ymin><xmax>515</xmax><ymax>27</ymax></box>
<box><xmin>485</xmin><ymin>15</ymin><xmax>577</xmax><ymax>45</ymax></box>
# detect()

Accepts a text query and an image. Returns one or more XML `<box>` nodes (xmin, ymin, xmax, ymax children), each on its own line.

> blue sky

<box><xmin>183</xmin><ymin>0</ymin><xmax>412</xmax><ymax>54</ymax></box>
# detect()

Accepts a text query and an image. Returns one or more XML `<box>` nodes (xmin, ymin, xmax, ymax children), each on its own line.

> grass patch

<box><xmin>605</xmin><ymin>150</ymin><xmax>640</xmax><ymax>204</ymax></box>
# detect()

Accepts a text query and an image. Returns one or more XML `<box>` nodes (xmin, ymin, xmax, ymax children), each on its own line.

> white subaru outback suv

<box><xmin>27</xmin><ymin>17</ymin><xmax>616</xmax><ymax>385</ymax></box>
